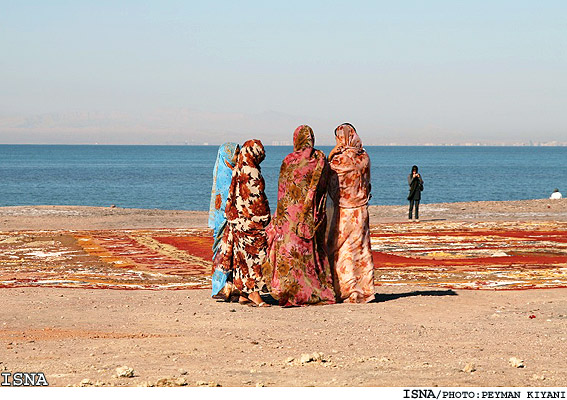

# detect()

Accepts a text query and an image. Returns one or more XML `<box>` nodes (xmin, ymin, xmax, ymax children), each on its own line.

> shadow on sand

<box><xmin>257</xmin><ymin>289</ymin><xmax>458</xmax><ymax>306</ymax></box>
<box><xmin>371</xmin><ymin>289</ymin><xmax>458</xmax><ymax>303</ymax></box>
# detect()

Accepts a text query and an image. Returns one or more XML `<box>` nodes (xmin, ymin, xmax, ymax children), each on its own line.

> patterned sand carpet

<box><xmin>1</xmin><ymin>221</ymin><xmax>566</xmax><ymax>290</ymax></box>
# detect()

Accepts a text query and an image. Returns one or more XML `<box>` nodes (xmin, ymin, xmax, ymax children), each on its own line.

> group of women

<box><xmin>207</xmin><ymin>123</ymin><xmax>375</xmax><ymax>307</ymax></box>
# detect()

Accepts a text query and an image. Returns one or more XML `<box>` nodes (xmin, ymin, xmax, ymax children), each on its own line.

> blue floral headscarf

<box><xmin>208</xmin><ymin>142</ymin><xmax>240</xmax><ymax>236</ymax></box>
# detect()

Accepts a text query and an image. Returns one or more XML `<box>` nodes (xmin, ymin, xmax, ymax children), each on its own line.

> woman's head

<box><xmin>412</xmin><ymin>165</ymin><xmax>419</xmax><ymax>174</ymax></box>
<box><xmin>240</xmin><ymin>139</ymin><xmax>265</xmax><ymax>166</ymax></box>
<box><xmin>218</xmin><ymin>142</ymin><xmax>240</xmax><ymax>167</ymax></box>
<box><xmin>293</xmin><ymin>125</ymin><xmax>315</xmax><ymax>151</ymax></box>
<box><xmin>334</xmin><ymin>123</ymin><xmax>362</xmax><ymax>148</ymax></box>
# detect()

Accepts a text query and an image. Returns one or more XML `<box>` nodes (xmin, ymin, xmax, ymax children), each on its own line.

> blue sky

<box><xmin>1</xmin><ymin>1</ymin><xmax>566</xmax><ymax>144</ymax></box>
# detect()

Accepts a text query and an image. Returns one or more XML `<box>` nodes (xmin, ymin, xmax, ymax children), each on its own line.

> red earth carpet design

<box><xmin>0</xmin><ymin>221</ymin><xmax>566</xmax><ymax>290</ymax></box>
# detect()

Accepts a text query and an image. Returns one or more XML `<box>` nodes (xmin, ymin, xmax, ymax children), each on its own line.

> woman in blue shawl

<box><xmin>209</xmin><ymin>142</ymin><xmax>240</xmax><ymax>298</ymax></box>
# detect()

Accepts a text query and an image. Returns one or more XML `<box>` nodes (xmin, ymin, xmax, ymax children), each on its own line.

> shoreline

<box><xmin>0</xmin><ymin>198</ymin><xmax>565</xmax><ymax>231</ymax></box>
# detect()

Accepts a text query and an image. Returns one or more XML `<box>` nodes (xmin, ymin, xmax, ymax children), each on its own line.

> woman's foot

<box><xmin>345</xmin><ymin>292</ymin><xmax>367</xmax><ymax>303</ymax></box>
<box><xmin>248</xmin><ymin>291</ymin><xmax>270</xmax><ymax>307</ymax></box>
<box><xmin>238</xmin><ymin>296</ymin><xmax>251</xmax><ymax>305</ymax></box>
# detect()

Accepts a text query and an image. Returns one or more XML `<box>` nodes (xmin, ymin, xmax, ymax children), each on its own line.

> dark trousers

<box><xmin>409</xmin><ymin>200</ymin><xmax>420</xmax><ymax>220</ymax></box>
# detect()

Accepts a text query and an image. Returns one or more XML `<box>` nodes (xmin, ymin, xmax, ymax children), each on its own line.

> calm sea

<box><xmin>0</xmin><ymin>145</ymin><xmax>565</xmax><ymax>211</ymax></box>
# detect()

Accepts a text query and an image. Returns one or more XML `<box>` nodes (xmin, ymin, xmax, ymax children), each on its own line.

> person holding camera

<box><xmin>407</xmin><ymin>165</ymin><xmax>424</xmax><ymax>221</ymax></box>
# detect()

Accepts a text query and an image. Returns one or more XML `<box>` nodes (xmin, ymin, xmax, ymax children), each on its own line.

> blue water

<box><xmin>0</xmin><ymin>145</ymin><xmax>565</xmax><ymax>211</ymax></box>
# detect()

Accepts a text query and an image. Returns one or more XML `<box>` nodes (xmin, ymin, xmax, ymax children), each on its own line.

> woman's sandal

<box><xmin>239</xmin><ymin>296</ymin><xmax>252</xmax><ymax>305</ymax></box>
<box><xmin>247</xmin><ymin>301</ymin><xmax>270</xmax><ymax>308</ymax></box>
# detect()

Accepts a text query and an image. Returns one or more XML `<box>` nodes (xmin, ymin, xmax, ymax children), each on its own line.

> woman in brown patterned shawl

<box><xmin>327</xmin><ymin>123</ymin><xmax>375</xmax><ymax>303</ymax></box>
<box><xmin>213</xmin><ymin>139</ymin><xmax>271</xmax><ymax>307</ymax></box>
<box><xmin>262</xmin><ymin>125</ymin><xmax>336</xmax><ymax>306</ymax></box>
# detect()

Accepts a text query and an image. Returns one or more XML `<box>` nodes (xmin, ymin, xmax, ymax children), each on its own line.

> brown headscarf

<box><xmin>224</xmin><ymin>139</ymin><xmax>271</xmax><ymax>231</ymax></box>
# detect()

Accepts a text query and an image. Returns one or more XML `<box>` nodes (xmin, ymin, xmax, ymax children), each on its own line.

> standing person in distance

<box><xmin>407</xmin><ymin>165</ymin><xmax>423</xmax><ymax>222</ymax></box>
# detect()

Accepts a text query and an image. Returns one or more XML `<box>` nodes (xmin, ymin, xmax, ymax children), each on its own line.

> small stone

<box><xmin>80</xmin><ymin>379</ymin><xmax>92</xmax><ymax>386</ymax></box>
<box><xmin>154</xmin><ymin>377</ymin><xmax>188</xmax><ymax>387</ymax></box>
<box><xmin>155</xmin><ymin>378</ymin><xmax>169</xmax><ymax>387</ymax></box>
<box><xmin>178</xmin><ymin>369</ymin><xmax>188</xmax><ymax>375</ymax></box>
<box><xmin>509</xmin><ymin>357</ymin><xmax>524</xmax><ymax>368</ymax></box>
<box><xmin>110</xmin><ymin>205</ymin><xmax>116</xmax><ymax>208</ymax></box>
<box><xmin>196</xmin><ymin>380</ymin><xmax>208</xmax><ymax>386</ymax></box>
<box><xmin>312</xmin><ymin>352</ymin><xmax>324</xmax><ymax>362</ymax></box>
<box><xmin>256</xmin><ymin>382</ymin><xmax>265</xmax><ymax>387</ymax></box>
<box><xmin>532</xmin><ymin>374</ymin><xmax>545</xmax><ymax>381</ymax></box>
<box><xmin>285</xmin><ymin>357</ymin><xmax>294</xmax><ymax>364</ymax></box>
<box><xmin>463</xmin><ymin>363</ymin><xmax>476</xmax><ymax>373</ymax></box>
<box><xmin>174</xmin><ymin>377</ymin><xmax>188</xmax><ymax>386</ymax></box>
<box><xmin>300</xmin><ymin>353</ymin><xmax>313</xmax><ymax>364</ymax></box>
<box><xmin>116</xmin><ymin>365</ymin><xmax>135</xmax><ymax>378</ymax></box>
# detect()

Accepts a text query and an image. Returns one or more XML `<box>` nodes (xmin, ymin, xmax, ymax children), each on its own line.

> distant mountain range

<box><xmin>0</xmin><ymin>109</ymin><xmax>334</xmax><ymax>145</ymax></box>
<box><xmin>1</xmin><ymin>109</ymin><xmax>565</xmax><ymax>146</ymax></box>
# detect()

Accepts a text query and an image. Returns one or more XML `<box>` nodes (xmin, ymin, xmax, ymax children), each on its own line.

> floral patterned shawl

<box><xmin>224</xmin><ymin>139</ymin><xmax>271</xmax><ymax>231</ymax></box>
<box><xmin>212</xmin><ymin>139</ymin><xmax>270</xmax><ymax>297</ymax></box>
<box><xmin>272</xmin><ymin>125</ymin><xmax>327</xmax><ymax>238</ymax></box>
<box><xmin>263</xmin><ymin>125</ymin><xmax>336</xmax><ymax>306</ymax></box>
<box><xmin>208</xmin><ymin>142</ymin><xmax>240</xmax><ymax>257</ymax></box>
<box><xmin>328</xmin><ymin>123</ymin><xmax>371</xmax><ymax>208</ymax></box>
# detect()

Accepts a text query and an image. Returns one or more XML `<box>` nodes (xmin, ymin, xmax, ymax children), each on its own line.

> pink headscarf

<box><xmin>328</xmin><ymin>123</ymin><xmax>371</xmax><ymax>208</ymax></box>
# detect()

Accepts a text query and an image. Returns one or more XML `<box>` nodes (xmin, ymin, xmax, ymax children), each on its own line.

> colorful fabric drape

<box><xmin>327</xmin><ymin>123</ymin><xmax>375</xmax><ymax>303</ymax></box>
<box><xmin>213</xmin><ymin>139</ymin><xmax>271</xmax><ymax>297</ymax></box>
<box><xmin>209</xmin><ymin>143</ymin><xmax>240</xmax><ymax>297</ymax></box>
<box><xmin>208</xmin><ymin>143</ymin><xmax>240</xmax><ymax>254</ymax></box>
<box><xmin>263</xmin><ymin>125</ymin><xmax>336</xmax><ymax>306</ymax></box>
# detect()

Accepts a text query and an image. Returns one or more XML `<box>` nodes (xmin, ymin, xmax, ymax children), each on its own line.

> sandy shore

<box><xmin>1</xmin><ymin>199</ymin><xmax>566</xmax><ymax>387</ymax></box>
<box><xmin>1</xmin><ymin>198</ymin><xmax>566</xmax><ymax>231</ymax></box>
<box><xmin>2</xmin><ymin>286</ymin><xmax>566</xmax><ymax>387</ymax></box>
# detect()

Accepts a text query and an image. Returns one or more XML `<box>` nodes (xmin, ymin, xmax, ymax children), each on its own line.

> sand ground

<box><xmin>1</xmin><ymin>199</ymin><xmax>566</xmax><ymax>387</ymax></box>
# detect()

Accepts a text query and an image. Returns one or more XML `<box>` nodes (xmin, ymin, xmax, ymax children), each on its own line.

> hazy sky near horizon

<box><xmin>1</xmin><ymin>1</ymin><xmax>566</xmax><ymax>144</ymax></box>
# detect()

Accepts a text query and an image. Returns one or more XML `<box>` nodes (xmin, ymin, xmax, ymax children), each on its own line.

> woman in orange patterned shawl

<box><xmin>263</xmin><ymin>125</ymin><xmax>336</xmax><ymax>306</ymax></box>
<box><xmin>214</xmin><ymin>139</ymin><xmax>271</xmax><ymax>307</ymax></box>
<box><xmin>327</xmin><ymin>123</ymin><xmax>375</xmax><ymax>303</ymax></box>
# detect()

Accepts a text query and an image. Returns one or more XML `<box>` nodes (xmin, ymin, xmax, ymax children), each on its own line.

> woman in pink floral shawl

<box><xmin>262</xmin><ymin>125</ymin><xmax>336</xmax><ymax>306</ymax></box>
<box><xmin>214</xmin><ymin>139</ymin><xmax>271</xmax><ymax>307</ymax></box>
<box><xmin>327</xmin><ymin>123</ymin><xmax>375</xmax><ymax>303</ymax></box>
